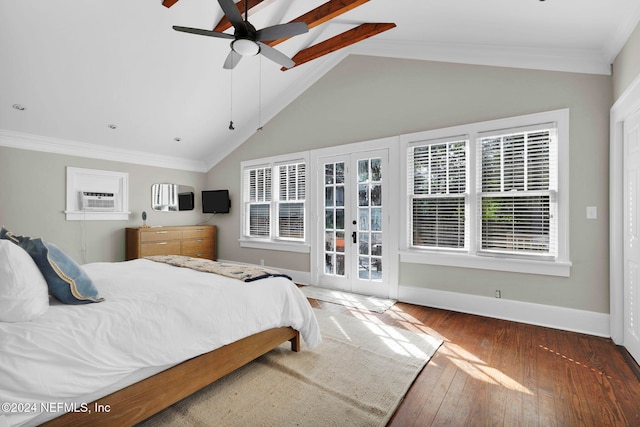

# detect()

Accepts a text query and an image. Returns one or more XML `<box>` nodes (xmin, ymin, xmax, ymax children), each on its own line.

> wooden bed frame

<box><xmin>42</xmin><ymin>327</ymin><xmax>300</xmax><ymax>426</ymax></box>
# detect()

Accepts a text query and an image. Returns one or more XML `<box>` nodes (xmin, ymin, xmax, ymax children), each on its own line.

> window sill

<box><xmin>239</xmin><ymin>239</ymin><xmax>311</xmax><ymax>254</ymax></box>
<box><xmin>400</xmin><ymin>250</ymin><xmax>571</xmax><ymax>277</ymax></box>
<box><xmin>64</xmin><ymin>211</ymin><xmax>131</xmax><ymax>221</ymax></box>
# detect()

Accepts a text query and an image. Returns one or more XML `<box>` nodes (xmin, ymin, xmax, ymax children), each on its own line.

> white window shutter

<box><xmin>478</xmin><ymin>127</ymin><xmax>557</xmax><ymax>258</ymax></box>
<box><xmin>408</xmin><ymin>140</ymin><xmax>467</xmax><ymax>249</ymax></box>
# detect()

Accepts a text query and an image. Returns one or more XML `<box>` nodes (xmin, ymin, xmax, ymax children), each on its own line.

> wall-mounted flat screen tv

<box><xmin>202</xmin><ymin>190</ymin><xmax>231</xmax><ymax>214</ymax></box>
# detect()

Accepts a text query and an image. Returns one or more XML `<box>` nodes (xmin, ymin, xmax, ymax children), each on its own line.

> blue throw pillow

<box><xmin>1</xmin><ymin>227</ymin><xmax>103</xmax><ymax>304</ymax></box>
<box><xmin>21</xmin><ymin>239</ymin><xmax>103</xmax><ymax>304</ymax></box>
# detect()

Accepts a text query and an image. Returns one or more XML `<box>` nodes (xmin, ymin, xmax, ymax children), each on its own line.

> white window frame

<box><xmin>400</xmin><ymin>109</ymin><xmax>571</xmax><ymax>277</ymax></box>
<box><xmin>239</xmin><ymin>151</ymin><xmax>310</xmax><ymax>253</ymax></box>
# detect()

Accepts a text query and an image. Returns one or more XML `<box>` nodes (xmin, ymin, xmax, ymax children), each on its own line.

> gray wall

<box><xmin>0</xmin><ymin>146</ymin><xmax>207</xmax><ymax>263</ymax></box>
<box><xmin>613</xmin><ymin>21</ymin><xmax>640</xmax><ymax>101</ymax></box>
<box><xmin>207</xmin><ymin>55</ymin><xmax>612</xmax><ymax>314</ymax></box>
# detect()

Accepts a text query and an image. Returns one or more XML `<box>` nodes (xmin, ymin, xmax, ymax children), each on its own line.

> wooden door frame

<box><xmin>610</xmin><ymin>73</ymin><xmax>640</xmax><ymax>344</ymax></box>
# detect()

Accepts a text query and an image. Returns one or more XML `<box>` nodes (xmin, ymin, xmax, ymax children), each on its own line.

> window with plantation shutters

<box><xmin>408</xmin><ymin>139</ymin><xmax>467</xmax><ymax>249</ymax></box>
<box><xmin>402</xmin><ymin>109</ymin><xmax>569</xmax><ymax>276</ymax></box>
<box><xmin>246</xmin><ymin>167</ymin><xmax>271</xmax><ymax>238</ymax></box>
<box><xmin>478</xmin><ymin>126</ymin><xmax>557</xmax><ymax>258</ymax></box>
<box><xmin>241</xmin><ymin>153</ymin><xmax>308</xmax><ymax>248</ymax></box>
<box><xmin>276</xmin><ymin>163</ymin><xmax>305</xmax><ymax>240</ymax></box>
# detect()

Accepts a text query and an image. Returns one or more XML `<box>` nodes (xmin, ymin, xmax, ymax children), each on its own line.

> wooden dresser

<box><xmin>125</xmin><ymin>225</ymin><xmax>216</xmax><ymax>261</ymax></box>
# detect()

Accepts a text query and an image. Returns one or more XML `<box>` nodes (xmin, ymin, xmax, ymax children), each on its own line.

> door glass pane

<box><xmin>359</xmin><ymin>257</ymin><xmax>370</xmax><ymax>279</ymax></box>
<box><xmin>325</xmin><ymin>187</ymin><xmax>334</xmax><ymax>206</ymax></box>
<box><xmin>325</xmin><ymin>208</ymin><xmax>334</xmax><ymax>229</ymax></box>
<box><xmin>359</xmin><ymin>209</ymin><xmax>369</xmax><ymax>231</ymax></box>
<box><xmin>371</xmin><ymin>257</ymin><xmax>382</xmax><ymax>280</ymax></box>
<box><xmin>371</xmin><ymin>158</ymin><xmax>382</xmax><ymax>181</ymax></box>
<box><xmin>325</xmin><ymin>231</ymin><xmax>334</xmax><ymax>251</ymax></box>
<box><xmin>325</xmin><ymin>254</ymin><xmax>334</xmax><ymax>274</ymax></box>
<box><xmin>336</xmin><ymin>208</ymin><xmax>345</xmax><ymax>230</ymax></box>
<box><xmin>325</xmin><ymin>164</ymin><xmax>334</xmax><ymax>184</ymax></box>
<box><xmin>336</xmin><ymin>186</ymin><xmax>344</xmax><ymax>206</ymax></box>
<box><xmin>371</xmin><ymin>184</ymin><xmax>381</xmax><ymax>206</ymax></box>
<box><xmin>358</xmin><ymin>160</ymin><xmax>369</xmax><ymax>182</ymax></box>
<box><xmin>336</xmin><ymin>163</ymin><xmax>345</xmax><ymax>184</ymax></box>
<box><xmin>359</xmin><ymin>233</ymin><xmax>369</xmax><ymax>255</ymax></box>
<box><xmin>358</xmin><ymin>184</ymin><xmax>368</xmax><ymax>206</ymax></box>
<box><xmin>371</xmin><ymin>208</ymin><xmax>382</xmax><ymax>231</ymax></box>
<box><xmin>336</xmin><ymin>231</ymin><xmax>345</xmax><ymax>252</ymax></box>
<box><xmin>371</xmin><ymin>233</ymin><xmax>382</xmax><ymax>256</ymax></box>
<box><xmin>336</xmin><ymin>254</ymin><xmax>345</xmax><ymax>276</ymax></box>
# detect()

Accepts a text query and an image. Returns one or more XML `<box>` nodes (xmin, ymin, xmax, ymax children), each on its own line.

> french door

<box><xmin>316</xmin><ymin>149</ymin><xmax>390</xmax><ymax>297</ymax></box>
<box><xmin>623</xmin><ymin>107</ymin><xmax>640</xmax><ymax>364</ymax></box>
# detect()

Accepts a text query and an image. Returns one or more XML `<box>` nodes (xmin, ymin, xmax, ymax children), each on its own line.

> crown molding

<box><xmin>0</xmin><ymin>129</ymin><xmax>208</xmax><ymax>173</ymax></box>
<box><xmin>604</xmin><ymin>2</ymin><xmax>640</xmax><ymax>64</ymax></box>
<box><xmin>352</xmin><ymin>38</ymin><xmax>612</xmax><ymax>75</ymax></box>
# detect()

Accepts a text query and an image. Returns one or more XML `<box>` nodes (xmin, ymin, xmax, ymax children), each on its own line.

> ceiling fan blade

<box><xmin>257</xmin><ymin>42</ymin><xmax>295</xmax><ymax>69</ymax></box>
<box><xmin>218</xmin><ymin>0</ymin><xmax>244</xmax><ymax>28</ymax></box>
<box><xmin>223</xmin><ymin>50</ymin><xmax>243</xmax><ymax>69</ymax></box>
<box><xmin>173</xmin><ymin>26</ymin><xmax>234</xmax><ymax>39</ymax></box>
<box><xmin>256</xmin><ymin>22</ymin><xmax>309</xmax><ymax>42</ymax></box>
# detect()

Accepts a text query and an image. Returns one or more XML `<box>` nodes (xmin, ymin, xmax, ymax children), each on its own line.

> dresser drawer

<box><xmin>182</xmin><ymin>227</ymin><xmax>215</xmax><ymax>240</ymax></box>
<box><xmin>140</xmin><ymin>241</ymin><xmax>182</xmax><ymax>257</ymax></box>
<box><xmin>182</xmin><ymin>238</ymin><xmax>213</xmax><ymax>257</ymax></box>
<box><xmin>140</xmin><ymin>230</ymin><xmax>182</xmax><ymax>242</ymax></box>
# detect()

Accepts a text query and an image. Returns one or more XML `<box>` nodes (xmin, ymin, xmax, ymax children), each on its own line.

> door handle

<box><xmin>352</xmin><ymin>231</ymin><xmax>357</xmax><ymax>244</ymax></box>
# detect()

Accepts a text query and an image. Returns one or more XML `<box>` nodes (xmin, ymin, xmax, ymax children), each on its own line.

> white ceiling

<box><xmin>1</xmin><ymin>0</ymin><xmax>639</xmax><ymax>172</ymax></box>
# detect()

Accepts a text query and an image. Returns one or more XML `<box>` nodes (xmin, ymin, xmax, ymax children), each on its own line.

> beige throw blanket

<box><xmin>145</xmin><ymin>255</ymin><xmax>292</xmax><ymax>282</ymax></box>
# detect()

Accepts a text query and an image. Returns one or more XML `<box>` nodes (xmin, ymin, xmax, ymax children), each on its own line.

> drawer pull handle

<box><xmin>196</xmin><ymin>253</ymin><xmax>203</xmax><ymax>257</ymax></box>
<box><xmin>156</xmin><ymin>242</ymin><xmax>167</xmax><ymax>245</ymax></box>
<box><xmin>196</xmin><ymin>239</ymin><xmax>203</xmax><ymax>242</ymax></box>
<box><xmin>156</xmin><ymin>231</ymin><xmax>168</xmax><ymax>234</ymax></box>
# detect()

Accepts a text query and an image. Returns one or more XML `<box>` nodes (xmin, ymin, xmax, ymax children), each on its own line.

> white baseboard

<box><xmin>217</xmin><ymin>260</ymin><xmax>609</xmax><ymax>338</ymax></box>
<box><xmin>399</xmin><ymin>285</ymin><xmax>611</xmax><ymax>338</ymax></box>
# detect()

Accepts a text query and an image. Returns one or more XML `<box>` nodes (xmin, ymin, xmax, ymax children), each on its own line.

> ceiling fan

<box><xmin>173</xmin><ymin>0</ymin><xmax>308</xmax><ymax>69</ymax></box>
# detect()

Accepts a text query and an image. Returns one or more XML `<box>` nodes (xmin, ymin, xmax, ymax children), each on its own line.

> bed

<box><xmin>0</xmin><ymin>237</ymin><xmax>321</xmax><ymax>427</ymax></box>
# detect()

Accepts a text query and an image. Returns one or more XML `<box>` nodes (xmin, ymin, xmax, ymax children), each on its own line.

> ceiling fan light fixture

<box><xmin>231</xmin><ymin>39</ymin><xmax>260</xmax><ymax>56</ymax></box>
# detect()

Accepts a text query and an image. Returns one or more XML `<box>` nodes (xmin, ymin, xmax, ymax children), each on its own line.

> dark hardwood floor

<box><xmin>307</xmin><ymin>298</ymin><xmax>640</xmax><ymax>427</ymax></box>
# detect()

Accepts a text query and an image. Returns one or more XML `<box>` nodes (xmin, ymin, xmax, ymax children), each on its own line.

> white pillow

<box><xmin>0</xmin><ymin>240</ymin><xmax>49</xmax><ymax>322</ymax></box>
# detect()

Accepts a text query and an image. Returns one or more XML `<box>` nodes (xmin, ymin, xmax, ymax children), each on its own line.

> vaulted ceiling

<box><xmin>1</xmin><ymin>0</ymin><xmax>639</xmax><ymax>172</ymax></box>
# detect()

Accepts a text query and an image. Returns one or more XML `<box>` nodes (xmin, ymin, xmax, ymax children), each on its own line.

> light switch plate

<box><xmin>586</xmin><ymin>206</ymin><xmax>597</xmax><ymax>219</ymax></box>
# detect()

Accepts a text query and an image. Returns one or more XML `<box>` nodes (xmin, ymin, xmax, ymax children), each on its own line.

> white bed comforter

<box><xmin>0</xmin><ymin>259</ymin><xmax>321</xmax><ymax>427</ymax></box>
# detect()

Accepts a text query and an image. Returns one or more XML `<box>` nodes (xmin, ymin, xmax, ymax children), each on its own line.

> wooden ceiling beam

<box><xmin>265</xmin><ymin>0</ymin><xmax>370</xmax><ymax>46</ymax></box>
<box><xmin>162</xmin><ymin>0</ymin><xmax>180</xmax><ymax>8</ymax></box>
<box><xmin>283</xmin><ymin>22</ymin><xmax>396</xmax><ymax>70</ymax></box>
<box><xmin>213</xmin><ymin>0</ymin><xmax>267</xmax><ymax>32</ymax></box>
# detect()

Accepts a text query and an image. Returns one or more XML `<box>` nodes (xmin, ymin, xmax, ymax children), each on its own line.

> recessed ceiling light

<box><xmin>108</xmin><ymin>124</ymin><xmax>117</xmax><ymax>130</ymax></box>
<box><xmin>12</xmin><ymin>104</ymin><xmax>26</xmax><ymax>111</ymax></box>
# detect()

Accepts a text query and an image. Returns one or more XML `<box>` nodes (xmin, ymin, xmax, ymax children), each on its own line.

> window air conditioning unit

<box><xmin>79</xmin><ymin>192</ymin><xmax>117</xmax><ymax>211</ymax></box>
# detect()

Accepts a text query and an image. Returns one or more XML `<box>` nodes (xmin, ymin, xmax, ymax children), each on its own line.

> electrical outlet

<box><xmin>260</xmin><ymin>259</ymin><xmax>264</xmax><ymax>266</ymax></box>
<box><xmin>495</xmin><ymin>289</ymin><xmax>502</xmax><ymax>299</ymax></box>
<box><xmin>586</xmin><ymin>206</ymin><xmax>597</xmax><ymax>219</ymax></box>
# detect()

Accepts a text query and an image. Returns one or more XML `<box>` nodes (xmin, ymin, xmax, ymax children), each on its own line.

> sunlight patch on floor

<box><xmin>384</xmin><ymin>304</ymin><xmax>531</xmax><ymax>394</ymax></box>
<box><xmin>441</xmin><ymin>344</ymin><xmax>533</xmax><ymax>394</ymax></box>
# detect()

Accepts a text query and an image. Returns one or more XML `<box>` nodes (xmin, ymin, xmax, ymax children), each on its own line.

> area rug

<box><xmin>139</xmin><ymin>309</ymin><xmax>442</xmax><ymax>427</ymax></box>
<box><xmin>300</xmin><ymin>285</ymin><xmax>397</xmax><ymax>313</ymax></box>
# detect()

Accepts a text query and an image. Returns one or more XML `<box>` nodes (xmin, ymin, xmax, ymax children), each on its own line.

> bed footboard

<box><xmin>43</xmin><ymin>327</ymin><xmax>300</xmax><ymax>427</ymax></box>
